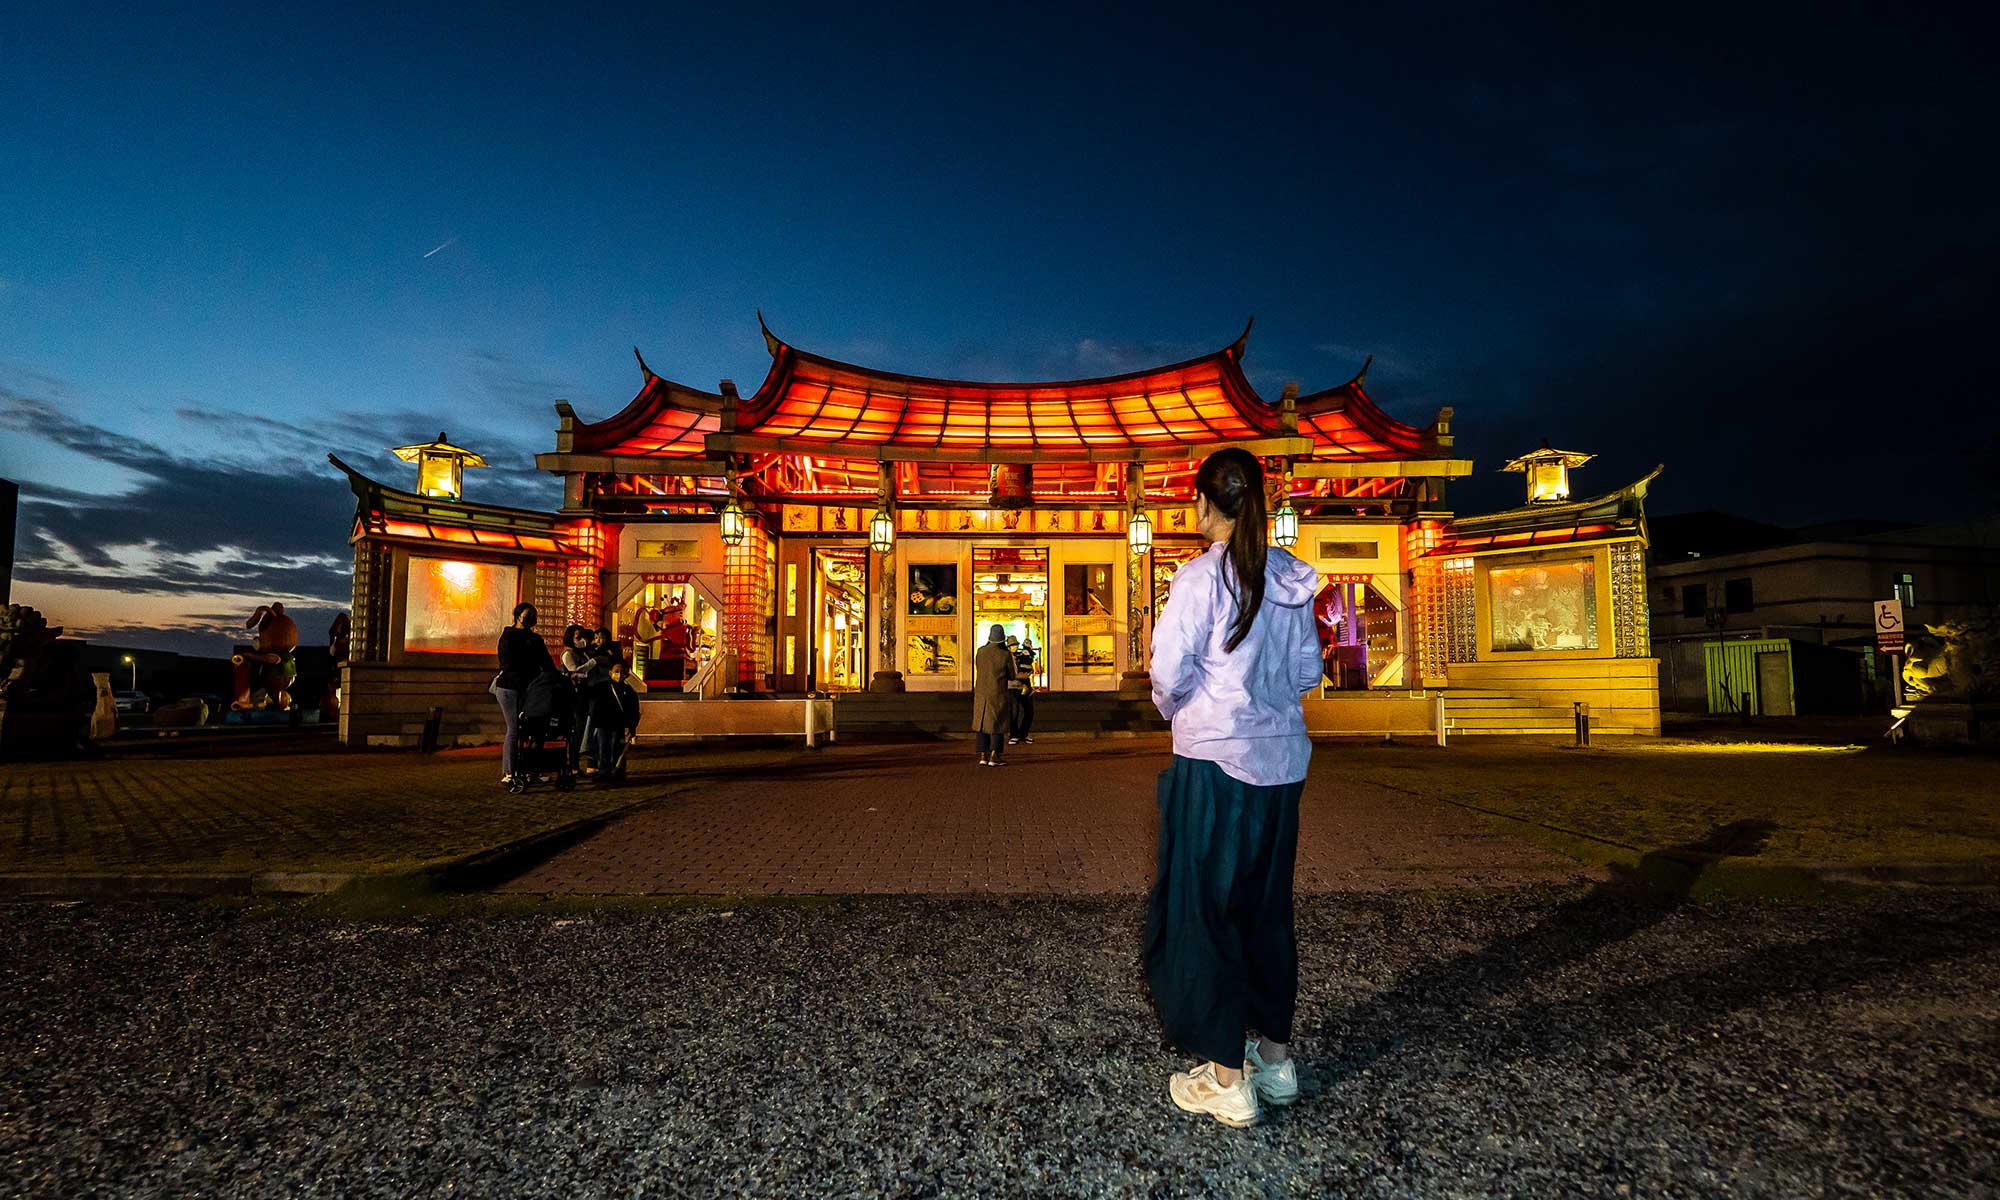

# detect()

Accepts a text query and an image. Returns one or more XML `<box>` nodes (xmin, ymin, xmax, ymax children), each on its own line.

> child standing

<box><xmin>586</xmin><ymin>660</ymin><xmax>641</xmax><ymax>780</ymax></box>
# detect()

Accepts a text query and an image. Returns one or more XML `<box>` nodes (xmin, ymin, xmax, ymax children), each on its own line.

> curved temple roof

<box><xmin>567</xmin><ymin>323</ymin><xmax>1438</xmax><ymax>463</ymax></box>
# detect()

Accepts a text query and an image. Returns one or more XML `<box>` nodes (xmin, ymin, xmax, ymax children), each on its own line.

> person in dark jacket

<box><xmin>493</xmin><ymin>602</ymin><xmax>554</xmax><ymax>782</ymax></box>
<box><xmin>1007</xmin><ymin>634</ymin><xmax>1037</xmax><ymax>744</ymax></box>
<box><xmin>576</xmin><ymin>626</ymin><xmax>624</xmax><ymax>767</ymax></box>
<box><xmin>585</xmin><ymin>660</ymin><xmax>641</xmax><ymax>779</ymax></box>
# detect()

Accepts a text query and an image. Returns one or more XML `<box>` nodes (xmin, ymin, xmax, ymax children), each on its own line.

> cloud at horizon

<box><xmin>0</xmin><ymin>352</ymin><xmax>566</xmax><ymax>655</ymax></box>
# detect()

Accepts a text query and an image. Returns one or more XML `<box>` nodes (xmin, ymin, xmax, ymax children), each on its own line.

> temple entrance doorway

<box><xmin>971</xmin><ymin>546</ymin><xmax>1048</xmax><ymax>688</ymax></box>
<box><xmin>809</xmin><ymin>546</ymin><xmax>868</xmax><ymax>692</ymax></box>
<box><xmin>1313</xmin><ymin>577</ymin><xmax>1400</xmax><ymax>690</ymax></box>
<box><xmin>618</xmin><ymin>576</ymin><xmax>721</xmax><ymax>694</ymax></box>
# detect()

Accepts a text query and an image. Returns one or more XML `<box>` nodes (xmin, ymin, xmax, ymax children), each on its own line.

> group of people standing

<box><xmin>970</xmin><ymin>627</ymin><xmax>1037</xmax><ymax>766</ymax></box>
<box><xmin>490</xmin><ymin>604</ymin><xmax>640</xmax><ymax>785</ymax></box>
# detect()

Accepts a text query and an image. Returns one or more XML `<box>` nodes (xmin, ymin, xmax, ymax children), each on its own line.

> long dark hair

<box><xmin>1194</xmin><ymin>448</ymin><xmax>1268</xmax><ymax>652</ymax></box>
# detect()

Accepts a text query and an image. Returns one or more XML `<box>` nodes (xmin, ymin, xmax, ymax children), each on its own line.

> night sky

<box><xmin>2</xmin><ymin>4</ymin><xmax>1993</xmax><ymax>654</ymax></box>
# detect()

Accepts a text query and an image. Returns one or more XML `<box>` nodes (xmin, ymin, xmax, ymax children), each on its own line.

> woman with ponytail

<box><xmin>1143</xmin><ymin>447</ymin><xmax>1324</xmax><ymax>1128</ymax></box>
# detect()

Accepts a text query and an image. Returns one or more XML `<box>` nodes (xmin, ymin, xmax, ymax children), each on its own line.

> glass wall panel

<box><xmin>1489</xmin><ymin>559</ymin><xmax>1599</xmax><ymax>651</ymax></box>
<box><xmin>906</xmin><ymin>634</ymin><xmax>958</xmax><ymax>674</ymax></box>
<box><xmin>404</xmin><ymin>557</ymin><xmax>518</xmax><ymax>655</ymax></box>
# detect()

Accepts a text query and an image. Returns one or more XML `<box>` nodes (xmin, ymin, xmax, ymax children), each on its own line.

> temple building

<box><xmin>333</xmin><ymin>320</ymin><xmax>1663</xmax><ymax>744</ymax></box>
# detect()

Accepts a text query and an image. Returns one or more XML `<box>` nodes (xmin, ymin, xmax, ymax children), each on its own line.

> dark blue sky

<box><xmin>2</xmin><ymin>3</ymin><xmax>1993</xmax><ymax>652</ymax></box>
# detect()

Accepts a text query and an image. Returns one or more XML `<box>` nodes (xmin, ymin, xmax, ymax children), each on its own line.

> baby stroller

<box><xmin>507</xmin><ymin>669</ymin><xmax>576</xmax><ymax>793</ymax></box>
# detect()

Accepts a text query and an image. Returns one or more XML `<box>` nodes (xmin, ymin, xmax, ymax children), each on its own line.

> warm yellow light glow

<box><xmin>1503</xmin><ymin>443</ymin><xmax>1592</xmax><ymax>504</ymax></box>
<box><xmin>1527</xmin><ymin>460</ymin><xmax>1569</xmax><ymax>503</ymax></box>
<box><xmin>417</xmin><ymin>454</ymin><xmax>462</xmax><ymax>499</ymax></box>
<box><xmin>405</xmin><ymin>557</ymin><xmax>517</xmax><ymax>654</ymax></box>
<box><xmin>718</xmin><ymin>498</ymin><xmax>747</xmax><ymax>545</ymax></box>
<box><xmin>869</xmin><ymin>508</ymin><xmax>895</xmax><ymax>554</ymax></box>
<box><xmin>392</xmin><ymin>433</ymin><xmax>486</xmax><ymax>500</ymax></box>
<box><xmin>1129</xmin><ymin>511</ymin><xmax>1153</xmax><ymax>555</ymax></box>
<box><xmin>1632</xmin><ymin>742</ymin><xmax>1864</xmax><ymax>756</ymax></box>
<box><xmin>1271</xmin><ymin>499</ymin><xmax>1299</xmax><ymax>548</ymax></box>
<box><xmin>121</xmin><ymin>654</ymin><xmax>133</xmax><ymax>664</ymax></box>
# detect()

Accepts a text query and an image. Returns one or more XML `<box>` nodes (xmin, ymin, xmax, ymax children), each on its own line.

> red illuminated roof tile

<box><xmin>567</xmin><ymin>324</ymin><xmax>1436</xmax><ymax>462</ymax></box>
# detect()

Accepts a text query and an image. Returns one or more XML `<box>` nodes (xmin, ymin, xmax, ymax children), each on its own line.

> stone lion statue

<box><xmin>1902</xmin><ymin>612</ymin><xmax>1999</xmax><ymax>702</ymax></box>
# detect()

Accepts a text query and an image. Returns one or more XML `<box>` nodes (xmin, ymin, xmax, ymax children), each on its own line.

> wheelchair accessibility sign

<box><xmin>1874</xmin><ymin>598</ymin><xmax>1905</xmax><ymax>653</ymax></box>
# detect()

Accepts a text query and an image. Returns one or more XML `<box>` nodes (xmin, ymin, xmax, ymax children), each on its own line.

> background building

<box><xmin>1649</xmin><ymin>514</ymin><xmax>2000</xmax><ymax>713</ymax></box>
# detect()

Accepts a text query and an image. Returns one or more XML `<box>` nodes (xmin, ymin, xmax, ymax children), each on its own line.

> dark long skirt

<box><xmin>1142</xmin><ymin>754</ymin><xmax>1303</xmax><ymax>1067</ymax></box>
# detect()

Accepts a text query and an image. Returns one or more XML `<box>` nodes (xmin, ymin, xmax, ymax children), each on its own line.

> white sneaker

<box><xmin>1244</xmin><ymin>1039</ymin><xmax>1299</xmax><ymax>1106</ymax></box>
<box><xmin>1168</xmin><ymin>1061</ymin><xmax>1260</xmax><ymax>1128</ymax></box>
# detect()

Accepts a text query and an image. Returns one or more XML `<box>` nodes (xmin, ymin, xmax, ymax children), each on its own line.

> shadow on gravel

<box><xmin>1309</xmin><ymin>820</ymin><xmax>2000</xmax><ymax>1095</ymax></box>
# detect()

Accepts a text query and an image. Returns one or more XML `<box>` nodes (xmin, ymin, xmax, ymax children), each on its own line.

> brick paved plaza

<box><xmin>497</xmin><ymin>739</ymin><xmax>1588</xmax><ymax>895</ymax></box>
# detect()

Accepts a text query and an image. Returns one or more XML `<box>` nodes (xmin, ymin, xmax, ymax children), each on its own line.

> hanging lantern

<box><xmin>1271</xmin><ymin>498</ymin><xmax>1299</xmax><ymax>548</ymax></box>
<box><xmin>869</xmin><ymin>506</ymin><xmax>895</xmax><ymax>554</ymax></box>
<box><xmin>718</xmin><ymin>497</ymin><xmax>747</xmax><ymax>546</ymax></box>
<box><xmin>1128</xmin><ymin>510</ymin><xmax>1153</xmax><ymax>556</ymax></box>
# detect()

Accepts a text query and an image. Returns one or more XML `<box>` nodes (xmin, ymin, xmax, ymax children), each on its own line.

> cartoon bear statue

<box><xmin>231</xmin><ymin>603</ymin><xmax>300</xmax><ymax>711</ymax></box>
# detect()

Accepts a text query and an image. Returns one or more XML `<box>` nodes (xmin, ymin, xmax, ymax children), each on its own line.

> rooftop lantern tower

<box><xmin>391</xmin><ymin>432</ymin><xmax>487</xmax><ymax>500</ymax></box>
<box><xmin>1503</xmin><ymin>440</ymin><xmax>1593</xmax><ymax>504</ymax></box>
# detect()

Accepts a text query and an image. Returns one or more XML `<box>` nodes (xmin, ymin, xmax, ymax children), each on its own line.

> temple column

<box><xmin>1119</xmin><ymin>461</ymin><xmax>1152</xmax><ymax>698</ymax></box>
<box><xmin>722</xmin><ymin>511</ymin><xmax>771</xmax><ymax>692</ymax></box>
<box><xmin>869</xmin><ymin>460</ymin><xmax>905</xmax><ymax>692</ymax></box>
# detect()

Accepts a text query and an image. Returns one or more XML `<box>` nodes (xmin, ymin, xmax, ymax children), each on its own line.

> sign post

<box><xmin>1875</xmin><ymin>598</ymin><xmax>1906</xmax><ymax>713</ymax></box>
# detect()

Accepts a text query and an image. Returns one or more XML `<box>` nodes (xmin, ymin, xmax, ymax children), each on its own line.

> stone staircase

<box><xmin>1439</xmin><ymin>689</ymin><xmax>1648</xmax><ymax>737</ymax></box>
<box><xmin>832</xmin><ymin>691</ymin><xmax>1169</xmax><ymax>737</ymax></box>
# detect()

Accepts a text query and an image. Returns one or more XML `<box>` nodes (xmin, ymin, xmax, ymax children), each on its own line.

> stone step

<box><xmin>1445</xmin><ymin>716</ymin><xmax>1579</xmax><ymax>731</ymax></box>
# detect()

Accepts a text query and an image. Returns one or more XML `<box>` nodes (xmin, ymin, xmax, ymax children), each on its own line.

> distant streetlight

<box><xmin>120</xmin><ymin>654</ymin><xmax>136</xmax><ymax>691</ymax></box>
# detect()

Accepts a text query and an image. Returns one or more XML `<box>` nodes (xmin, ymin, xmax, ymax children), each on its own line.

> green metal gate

<box><xmin>1703</xmin><ymin>638</ymin><xmax>1793</xmax><ymax>715</ymax></box>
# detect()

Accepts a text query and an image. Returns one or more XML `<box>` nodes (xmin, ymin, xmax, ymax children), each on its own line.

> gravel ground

<box><xmin>4</xmin><ymin>888</ymin><xmax>1996</xmax><ymax>1198</ymax></box>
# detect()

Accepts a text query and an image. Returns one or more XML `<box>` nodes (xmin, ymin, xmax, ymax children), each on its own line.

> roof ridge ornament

<box><xmin>1349</xmin><ymin>354</ymin><xmax>1373</xmax><ymax>388</ymax></box>
<box><xmin>757</xmin><ymin>310</ymin><xmax>783</xmax><ymax>357</ymax></box>
<box><xmin>633</xmin><ymin>346</ymin><xmax>657</xmax><ymax>382</ymax></box>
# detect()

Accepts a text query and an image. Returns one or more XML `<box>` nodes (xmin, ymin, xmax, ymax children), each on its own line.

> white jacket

<box><xmin>1150</xmin><ymin>541</ymin><xmax>1322</xmax><ymax>785</ymax></box>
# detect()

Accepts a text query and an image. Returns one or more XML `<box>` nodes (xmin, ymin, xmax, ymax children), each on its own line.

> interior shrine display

<box><xmin>811</xmin><ymin>548</ymin><xmax>868</xmax><ymax>691</ymax></box>
<box><xmin>1313</xmin><ymin>578</ymin><xmax>1399</xmax><ymax>690</ymax></box>
<box><xmin>335</xmin><ymin>314</ymin><xmax>1664</xmax><ymax>744</ymax></box>
<box><xmin>625</xmin><ymin>578</ymin><xmax>719</xmax><ymax>692</ymax></box>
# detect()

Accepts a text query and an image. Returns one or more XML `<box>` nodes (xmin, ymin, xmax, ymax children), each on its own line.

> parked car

<box><xmin>112</xmin><ymin>690</ymin><xmax>151</xmax><ymax>715</ymax></box>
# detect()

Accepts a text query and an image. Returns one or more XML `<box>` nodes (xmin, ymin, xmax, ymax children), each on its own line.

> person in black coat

<box><xmin>493</xmin><ymin>602</ymin><xmax>555</xmax><ymax>783</ymax></box>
